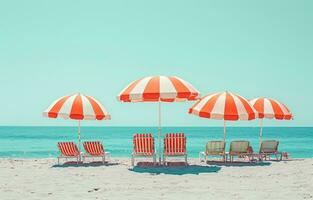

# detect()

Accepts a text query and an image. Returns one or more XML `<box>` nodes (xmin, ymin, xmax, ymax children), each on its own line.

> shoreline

<box><xmin>1</xmin><ymin>158</ymin><xmax>312</xmax><ymax>200</ymax></box>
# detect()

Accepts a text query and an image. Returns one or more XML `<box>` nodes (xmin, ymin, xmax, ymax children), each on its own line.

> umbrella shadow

<box><xmin>130</xmin><ymin>162</ymin><xmax>221</xmax><ymax>175</ymax></box>
<box><xmin>204</xmin><ymin>160</ymin><xmax>272</xmax><ymax>167</ymax></box>
<box><xmin>52</xmin><ymin>161</ymin><xmax>119</xmax><ymax>168</ymax></box>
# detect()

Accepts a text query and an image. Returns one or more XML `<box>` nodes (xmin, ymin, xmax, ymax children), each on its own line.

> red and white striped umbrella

<box><xmin>189</xmin><ymin>91</ymin><xmax>256</xmax><ymax>121</ymax></box>
<box><xmin>43</xmin><ymin>93</ymin><xmax>111</xmax><ymax>151</ymax></box>
<box><xmin>43</xmin><ymin>93</ymin><xmax>111</xmax><ymax>120</ymax></box>
<box><xmin>249</xmin><ymin>97</ymin><xmax>292</xmax><ymax>145</ymax></box>
<box><xmin>118</xmin><ymin>76</ymin><xmax>200</xmax><ymax>102</ymax></box>
<box><xmin>118</xmin><ymin>75</ymin><xmax>200</xmax><ymax>163</ymax></box>
<box><xmin>189</xmin><ymin>91</ymin><xmax>257</xmax><ymax>141</ymax></box>
<box><xmin>249</xmin><ymin>97</ymin><xmax>292</xmax><ymax>120</ymax></box>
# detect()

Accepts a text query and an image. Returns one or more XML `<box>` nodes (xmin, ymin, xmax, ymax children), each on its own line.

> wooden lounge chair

<box><xmin>163</xmin><ymin>133</ymin><xmax>187</xmax><ymax>165</ymax></box>
<box><xmin>57</xmin><ymin>142</ymin><xmax>80</xmax><ymax>165</ymax></box>
<box><xmin>82</xmin><ymin>141</ymin><xmax>110</xmax><ymax>164</ymax></box>
<box><xmin>132</xmin><ymin>133</ymin><xmax>156</xmax><ymax>166</ymax></box>
<box><xmin>228</xmin><ymin>141</ymin><xmax>252</xmax><ymax>162</ymax></box>
<box><xmin>199</xmin><ymin>141</ymin><xmax>226</xmax><ymax>163</ymax></box>
<box><xmin>259</xmin><ymin>140</ymin><xmax>282</xmax><ymax>161</ymax></box>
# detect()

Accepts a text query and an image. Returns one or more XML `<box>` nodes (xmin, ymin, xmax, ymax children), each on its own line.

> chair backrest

<box><xmin>260</xmin><ymin>140</ymin><xmax>279</xmax><ymax>153</ymax></box>
<box><xmin>205</xmin><ymin>141</ymin><xmax>225</xmax><ymax>155</ymax></box>
<box><xmin>164</xmin><ymin>133</ymin><xmax>186</xmax><ymax>155</ymax></box>
<box><xmin>133</xmin><ymin>133</ymin><xmax>155</xmax><ymax>154</ymax></box>
<box><xmin>58</xmin><ymin>142</ymin><xmax>80</xmax><ymax>156</ymax></box>
<box><xmin>83</xmin><ymin>141</ymin><xmax>104</xmax><ymax>156</ymax></box>
<box><xmin>229</xmin><ymin>141</ymin><xmax>250</xmax><ymax>154</ymax></box>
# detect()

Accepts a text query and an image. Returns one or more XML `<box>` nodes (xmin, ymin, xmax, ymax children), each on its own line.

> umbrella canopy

<box><xmin>118</xmin><ymin>75</ymin><xmax>199</xmax><ymax>102</ymax></box>
<box><xmin>249</xmin><ymin>97</ymin><xmax>292</xmax><ymax>120</ymax></box>
<box><xmin>249</xmin><ymin>97</ymin><xmax>292</xmax><ymax>145</ymax></box>
<box><xmin>189</xmin><ymin>91</ymin><xmax>257</xmax><ymax>141</ymax></box>
<box><xmin>43</xmin><ymin>93</ymin><xmax>111</xmax><ymax>120</ymax></box>
<box><xmin>118</xmin><ymin>75</ymin><xmax>200</xmax><ymax>162</ymax></box>
<box><xmin>43</xmin><ymin>93</ymin><xmax>111</xmax><ymax>150</ymax></box>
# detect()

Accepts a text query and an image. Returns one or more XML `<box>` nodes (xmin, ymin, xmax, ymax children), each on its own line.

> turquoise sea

<box><xmin>0</xmin><ymin>126</ymin><xmax>312</xmax><ymax>158</ymax></box>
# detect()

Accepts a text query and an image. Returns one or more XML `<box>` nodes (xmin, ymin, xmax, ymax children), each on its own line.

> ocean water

<box><xmin>0</xmin><ymin>126</ymin><xmax>312</xmax><ymax>158</ymax></box>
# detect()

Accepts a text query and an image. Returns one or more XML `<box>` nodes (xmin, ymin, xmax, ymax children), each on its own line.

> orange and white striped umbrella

<box><xmin>189</xmin><ymin>91</ymin><xmax>256</xmax><ymax>121</ymax></box>
<box><xmin>118</xmin><ymin>76</ymin><xmax>200</xmax><ymax>102</ymax></box>
<box><xmin>189</xmin><ymin>91</ymin><xmax>256</xmax><ymax>141</ymax></box>
<box><xmin>249</xmin><ymin>97</ymin><xmax>292</xmax><ymax>120</ymax></box>
<box><xmin>43</xmin><ymin>93</ymin><xmax>111</xmax><ymax>152</ymax></box>
<box><xmin>118</xmin><ymin>75</ymin><xmax>199</xmax><ymax>163</ymax></box>
<box><xmin>43</xmin><ymin>93</ymin><xmax>111</xmax><ymax>120</ymax></box>
<box><xmin>249</xmin><ymin>97</ymin><xmax>292</xmax><ymax>146</ymax></box>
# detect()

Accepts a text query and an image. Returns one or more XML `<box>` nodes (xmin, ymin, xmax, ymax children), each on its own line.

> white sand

<box><xmin>0</xmin><ymin>158</ymin><xmax>312</xmax><ymax>200</ymax></box>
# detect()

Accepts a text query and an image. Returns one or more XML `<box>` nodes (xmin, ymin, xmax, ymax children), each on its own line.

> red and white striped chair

<box><xmin>132</xmin><ymin>133</ymin><xmax>156</xmax><ymax>166</ymax></box>
<box><xmin>82</xmin><ymin>141</ymin><xmax>110</xmax><ymax>164</ymax></box>
<box><xmin>163</xmin><ymin>133</ymin><xmax>187</xmax><ymax>165</ymax></box>
<box><xmin>57</xmin><ymin>142</ymin><xmax>80</xmax><ymax>165</ymax></box>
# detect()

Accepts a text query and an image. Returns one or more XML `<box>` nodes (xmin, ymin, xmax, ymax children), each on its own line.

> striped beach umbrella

<box><xmin>189</xmin><ymin>91</ymin><xmax>257</xmax><ymax>141</ymax></box>
<box><xmin>118</xmin><ymin>76</ymin><xmax>199</xmax><ymax>102</ymax></box>
<box><xmin>118</xmin><ymin>75</ymin><xmax>200</xmax><ymax>162</ymax></box>
<box><xmin>43</xmin><ymin>93</ymin><xmax>111</xmax><ymax>150</ymax></box>
<box><xmin>249</xmin><ymin>97</ymin><xmax>292</xmax><ymax>145</ymax></box>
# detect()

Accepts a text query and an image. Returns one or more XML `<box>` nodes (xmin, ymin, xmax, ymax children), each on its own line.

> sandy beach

<box><xmin>0</xmin><ymin>158</ymin><xmax>312</xmax><ymax>200</ymax></box>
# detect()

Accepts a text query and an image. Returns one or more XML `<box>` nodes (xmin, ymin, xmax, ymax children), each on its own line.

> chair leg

<box><xmin>185</xmin><ymin>154</ymin><xmax>187</xmax><ymax>166</ymax></box>
<box><xmin>103</xmin><ymin>155</ymin><xmax>105</xmax><ymax>164</ymax></box>
<box><xmin>57</xmin><ymin>157</ymin><xmax>60</xmax><ymax>165</ymax></box>
<box><xmin>153</xmin><ymin>154</ymin><xmax>156</xmax><ymax>165</ymax></box>
<box><xmin>131</xmin><ymin>154</ymin><xmax>135</xmax><ymax>166</ymax></box>
<box><xmin>163</xmin><ymin>155</ymin><xmax>166</xmax><ymax>166</ymax></box>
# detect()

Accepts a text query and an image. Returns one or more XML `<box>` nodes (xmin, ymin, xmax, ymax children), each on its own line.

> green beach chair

<box><xmin>199</xmin><ymin>141</ymin><xmax>226</xmax><ymax>163</ymax></box>
<box><xmin>228</xmin><ymin>141</ymin><xmax>251</xmax><ymax>162</ymax></box>
<box><xmin>259</xmin><ymin>140</ymin><xmax>283</xmax><ymax>161</ymax></box>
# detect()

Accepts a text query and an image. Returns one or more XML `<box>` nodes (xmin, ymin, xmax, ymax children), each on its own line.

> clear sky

<box><xmin>0</xmin><ymin>0</ymin><xmax>312</xmax><ymax>127</ymax></box>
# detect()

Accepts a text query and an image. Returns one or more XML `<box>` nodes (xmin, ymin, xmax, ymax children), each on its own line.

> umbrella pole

<box><xmin>158</xmin><ymin>101</ymin><xmax>162</xmax><ymax>164</ymax></box>
<box><xmin>78</xmin><ymin>120</ymin><xmax>81</xmax><ymax>152</ymax></box>
<box><xmin>259</xmin><ymin>119</ymin><xmax>263</xmax><ymax>148</ymax></box>
<box><xmin>223</xmin><ymin>120</ymin><xmax>226</xmax><ymax>142</ymax></box>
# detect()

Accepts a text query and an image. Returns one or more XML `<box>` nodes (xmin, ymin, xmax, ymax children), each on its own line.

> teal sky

<box><xmin>0</xmin><ymin>0</ymin><xmax>312</xmax><ymax>127</ymax></box>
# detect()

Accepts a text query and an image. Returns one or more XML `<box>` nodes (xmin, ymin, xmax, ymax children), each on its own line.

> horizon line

<box><xmin>0</xmin><ymin>125</ymin><xmax>311</xmax><ymax>128</ymax></box>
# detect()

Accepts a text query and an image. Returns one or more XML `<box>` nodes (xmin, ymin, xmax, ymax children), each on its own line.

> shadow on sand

<box><xmin>130</xmin><ymin>162</ymin><xmax>221</xmax><ymax>175</ymax></box>
<box><xmin>204</xmin><ymin>160</ymin><xmax>272</xmax><ymax>167</ymax></box>
<box><xmin>52</xmin><ymin>161</ymin><xmax>119</xmax><ymax>168</ymax></box>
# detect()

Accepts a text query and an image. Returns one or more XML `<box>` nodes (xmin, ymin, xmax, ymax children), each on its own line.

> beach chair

<box><xmin>228</xmin><ymin>141</ymin><xmax>252</xmax><ymax>162</ymax></box>
<box><xmin>82</xmin><ymin>141</ymin><xmax>110</xmax><ymax>164</ymax></box>
<box><xmin>132</xmin><ymin>133</ymin><xmax>156</xmax><ymax>166</ymax></box>
<box><xmin>259</xmin><ymin>140</ymin><xmax>282</xmax><ymax>161</ymax></box>
<box><xmin>57</xmin><ymin>142</ymin><xmax>80</xmax><ymax>165</ymax></box>
<box><xmin>199</xmin><ymin>141</ymin><xmax>226</xmax><ymax>163</ymax></box>
<box><xmin>163</xmin><ymin>133</ymin><xmax>187</xmax><ymax>165</ymax></box>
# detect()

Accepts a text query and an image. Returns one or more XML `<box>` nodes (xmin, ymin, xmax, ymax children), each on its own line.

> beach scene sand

<box><xmin>1</xmin><ymin>0</ymin><xmax>313</xmax><ymax>199</ymax></box>
<box><xmin>1</xmin><ymin>158</ymin><xmax>313</xmax><ymax>200</ymax></box>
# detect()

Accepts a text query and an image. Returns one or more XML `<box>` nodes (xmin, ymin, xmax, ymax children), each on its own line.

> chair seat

<box><xmin>84</xmin><ymin>152</ymin><xmax>105</xmax><ymax>156</ymax></box>
<box><xmin>260</xmin><ymin>151</ymin><xmax>279</xmax><ymax>154</ymax></box>
<box><xmin>164</xmin><ymin>151</ymin><xmax>186</xmax><ymax>156</ymax></box>
<box><xmin>134</xmin><ymin>152</ymin><xmax>155</xmax><ymax>156</ymax></box>
<box><xmin>229</xmin><ymin>152</ymin><xmax>250</xmax><ymax>155</ymax></box>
